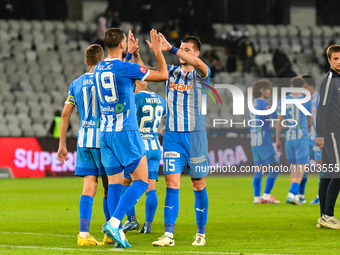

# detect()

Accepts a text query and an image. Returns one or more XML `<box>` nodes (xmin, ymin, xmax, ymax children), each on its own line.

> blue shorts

<box><xmin>285</xmin><ymin>136</ymin><xmax>309</xmax><ymax>164</ymax></box>
<box><xmin>251</xmin><ymin>144</ymin><xmax>279</xmax><ymax>166</ymax></box>
<box><xmin>75</xmin><ymin>147</ymin><xmax>105</xmax><ymax>176</ymax></box>
<box><xmin>309</xmin><ymin>140</ymin><xmax>322</xmax><ymax>161</ymax></box>
<box><xmin>163</xmin><ymin>130</ymin><xmax>209</xmax><ymax>178</ymax></box>
<box><xmin>125</xmin><ymin>147</ymin><xmax>161</xmax><ymax>181</ymax></box>
<box><xmin>100</xmin><ymin>131</ymin><xmax>146</xmax><ymax>175</ymax></box>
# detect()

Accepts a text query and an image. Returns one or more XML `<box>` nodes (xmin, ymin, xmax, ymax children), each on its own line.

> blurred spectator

<box><xmin>238</xmin><ymin>33</ymin><xmax>256</xmax><ymax>73</ymax></box>
<box><xmin>272</xmin><ymin>48</ymin><xmax>297</xmax><ymax>88</ymax></box>
<box><xmin>225</xmin><ymin>31</ymin><xmax>238</xmax><ymax>72</ymax></box>
<box><xmin>161</xmin><ymin>19</ymin><xmax>180</xmax><ymax>45</ymax></box>
<box><xmin>141</xmin><ymin>0</ymin><xmax>152</xmax><ymax>33</ymax></box>
<box><xmin>107</xmin><ymin>9</ymin><xmax>121</xmax><ymax>28</ymax></box>
<box><xmin>180</xmin><ymin>0</ymin><xmax>197</xmax><ymax>36</ymax></box>
<box><xmin>49</xmin><ymin>110</ymin><xmax>71</xmax><ymax>138</ymax></box>
<box><xmin>200</xmin><ymin>11</ymin><xmax>214</xmax><ymax>44</ymax></box>
<box><xmin>202</xmin><ymin>50</ymin><xmax>225</xmax><ymax>78</ymax></box>
<box><xmin>94</xmin><ymin>11</ymin><xmax>108</xmax><ymax>49</ymax></box>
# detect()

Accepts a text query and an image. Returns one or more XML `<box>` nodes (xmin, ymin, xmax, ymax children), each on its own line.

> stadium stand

<box><xmin>1</xmin><ymin>19</ymin><xmax>338</xmax><ymax>136</ymax></box>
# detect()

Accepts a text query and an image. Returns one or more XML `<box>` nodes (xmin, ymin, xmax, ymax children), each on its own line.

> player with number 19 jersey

<box><xmin>248</xmin><ymin>98</ymin><xmax>279</xmax><ymax>165</ymax></box>
<box><xmin>66</xmin><ymin>72</ymin><xmax>104</xmax><ymax>176</ymax></box>
<box><xmin>278</xmin><ymin>95</ymin><xmax>312</xmax><ymax>164</ymax></box>
<box><xmin>93</xmin><ymin>58</ymin><xmax>150</xmax><ymax>173</ymax></box>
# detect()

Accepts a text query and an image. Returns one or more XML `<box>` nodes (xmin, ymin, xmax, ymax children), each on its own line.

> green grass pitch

<box><xmin>0</xmin><ymin>174</ymin><xmax>339</xmax><ymax>255</ymax></box>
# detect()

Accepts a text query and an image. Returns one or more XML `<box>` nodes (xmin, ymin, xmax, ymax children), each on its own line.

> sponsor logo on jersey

<box><xmin>168</xmin><ymin>82</ymin><xmax>194</xmax><ymax>91</ymax></box>
<box><xmin>164</xmin><ymin>151</ymin><xmax>180</xmax><ymax>158</ymax></box>
<box><xmin>81</xmin><ymin>120</ymin><xmax>96</xmax><ymax>127</ymax></box>
<box><xmin>140</xmin><ymin>66</ymin><xmax>147</xmax><ymax>73</ymax></box>
<box><xmin>190</xmin><ymin>155</ymin><xmax>206</xmax><ymax>164</ymax></box>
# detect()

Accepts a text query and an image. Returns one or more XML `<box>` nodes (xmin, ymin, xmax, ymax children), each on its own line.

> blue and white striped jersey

<box><xmin>248</xmin><ymin>98</ymin><xmax>277</xmax><ymax>147</ymax></box>
<box><xmin>135</xmin><ymin>91</ymin><xmax>166</xmax><ymax>151</ymax></box>
<box><xmin>66</xmin><ymin>73</ymin><xmax>100</xmax><ymax>148</ymax></box>
<box><xmin>278</xmin><ymin>94</ymin><xmax>312</xmax><ymax>141</ymax></box>
<box><xmin>310</xmin><ymin>91</ymin><xmax>320</xmax><ymax>141</ymax></box>
<box><xmin>165</xmin><ymin>65</ymin><xmax>211</xmax><ymax>132</ymax></box>
<box><xmin>93</xmin><ymin>58</ymin><xmax>150</xmax><ymax>132</ymax></box>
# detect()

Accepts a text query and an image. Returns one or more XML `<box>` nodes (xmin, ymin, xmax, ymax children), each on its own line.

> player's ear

<box><xmin>195</xmin><ymin>50</ymin><xmax>200</xmax><ymax>57</ymax></box>
<box><xmin>85</xmin><ymin>60</ymin><xmax>90</xmax><ymax>66</ymax></box>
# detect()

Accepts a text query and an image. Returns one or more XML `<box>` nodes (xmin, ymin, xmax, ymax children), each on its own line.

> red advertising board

<box><xmin>0</xmin><ymin>137</ymin><xmax>77</xmax><ymax>178</ymax></box>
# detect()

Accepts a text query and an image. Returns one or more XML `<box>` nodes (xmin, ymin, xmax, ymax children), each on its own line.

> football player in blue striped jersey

<box><xmin>95</xmin><ymin>28</ymin><xmax>168</xmax><ymax>248</ymax></box>
<box><xmin>57</xmin><ymin>44</ymin><xmax>107</xmax><ymax>246</ymax></box>
<box><xmin>152</xmin><ymin>35</ymin><xmax>210</xmax><ymax>247</ymax></box>
<box><xmin>248</xmin><ymin>79</ymin><xmax>280</xmax><ymax>204</ymax></box>
<box><xmin>276</xmin><ymin>77</ymin><xmax>312</xmax><ymax>205</ymax></box>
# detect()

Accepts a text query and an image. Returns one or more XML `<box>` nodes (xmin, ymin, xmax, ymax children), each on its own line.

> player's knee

<box><xmin>191</xmin><ymin>179</ymin><xmax>206</xmax><ymax>191</ymax></box>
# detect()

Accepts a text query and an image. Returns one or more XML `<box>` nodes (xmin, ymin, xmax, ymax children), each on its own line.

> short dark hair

<box><xmin>181</xmin><ymin>36</ymin><xmax>201</xmax><ymax>51</ymax></box>
<box><xmin>291</xmin><ymin>77</ymin><xmax>305</xmax><ymax>88</ymax></box>
<box><xmin>301</xmin><ymin>74</ymin><xmax>315</xmax><ymax>88</ymax></box>
<box><xmin>85</xmin><ymin>44</ymin><xmax>104</xmax><ymax>66</ymax></box>
<box><xmin>326</xmin><ymin>44</ymin><xmax>340</xmax><ymax>60</ymax></box>
<box><xmin>104</xmin><ymin>28</ymin><xmax>125</xmax><ymax>49</ymax></box>
<box><xmin>252</xmin><ymin>79</ymin><xmax>272</xmax><ymax>98</ymax></box>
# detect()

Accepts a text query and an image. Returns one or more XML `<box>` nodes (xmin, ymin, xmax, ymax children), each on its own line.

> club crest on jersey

<box><xmin>168</xmin><ymin>82</ymin><xmax>194</xmax><ymax>91</ymax></box>
<box><xmin>140</xmin><ymin>66</ymin><xmax>147</xmax><ymax>73</ymax></box>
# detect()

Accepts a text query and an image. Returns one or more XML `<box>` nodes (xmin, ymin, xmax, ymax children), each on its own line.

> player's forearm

<box><xmin>275</xmin><ymin>122</ymin><xmax>282</xmax><ymax>142</ymax></box>
<box><xmin>175</xmin><ymin>50</ymin><xmax>207</xmax><ymax>76</ymax></box>
<box><xmin>316</xmin><ymin>108</ymin><xmax>326</xmax><ymax>137</ymax></box>
<box><xmin>154</xmin><ymin>50</ymin><xmax>168</xmax><ymax>80</ymax></box>
<box><xmin>133</xmin><ymin>53</ymin><xmax>145</xmax><ymax>66</ymax></box>
<box><xmin>59</xmin><ymin>116</ymin><xmax>70</xmax><ymax>148</ymax></box>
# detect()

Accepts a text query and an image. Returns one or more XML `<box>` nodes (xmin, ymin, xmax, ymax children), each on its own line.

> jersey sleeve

<box><xmin>65</xmin><ymin>82</ymin><xmax>76</xmax><ymax>105</ymax></box>
<box><xmin>197</xmin><ymin>64</ymin><xmax>211</xmax><ymax>79</ymax></box>
<box><xmin>126</xmin><ymin>62</ymin><xmax>150</xmax><ymax>82</ymax></box>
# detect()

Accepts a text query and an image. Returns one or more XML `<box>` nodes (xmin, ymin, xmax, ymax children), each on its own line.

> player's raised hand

<box><xmin>57</xmin><ymin>146</ymin><xmax>68</xmax><ymax>165</ymax></box>
<box><xmin>146</xmin><ymin>29</ymin><xmax>162</xmax><ymax>53</ymax></box>
<box><xmin>158</xmin><ymin>32</ymin><xmax>172</xmax><ymax>52</ymax></box>
<box><xmin>127</xmin><ymin>30</ymin><xmax>139</xmax><ymax>54</ymax></box>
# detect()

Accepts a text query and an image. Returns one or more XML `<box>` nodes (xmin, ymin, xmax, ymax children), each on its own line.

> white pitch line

<box><xmin>0</xmin><ymin>244</ymin><xmax>289</xmax><ymax>255</ymax></box>
<box><xmin>0</xmin><ymin>231</ymin><xmax>74</xmax><ymax>238</ymax></box>
<box><xmin>0</xmin><ymin>232</ymin><xmax>289</xmax><ymax>255</ymax></box>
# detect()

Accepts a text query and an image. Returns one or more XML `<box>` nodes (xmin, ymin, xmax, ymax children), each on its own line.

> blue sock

<box><xmin>289</xmin><ymin>182</ymin><xmax>300</xmax><ymax>195</ymax></box>
<box><xmin>107</xmin><ymin>184</ymin><xmax>122</xmax><ymax>218</ymax></box>
<box><xmin>121</xmin><ymin>185</ymin><xmax>136</xmax><ymax>221</ymax></box>
<box><xmin>79</xmin><ymin>195</ymin><xmax>93</xmax><ymax>232</ymax></box>
<box><xmin>145</xmin><ymin>190</ymin><xmax>158</xmax><ymax>222</ymax></box>
<box><xmin>264</xmin><ymin>170</ymin><xmax>280</xmax><ymax>194</ymax></box>
<box><xmin>103</xmin><ymin>197</ymin><xmax>110</xmax><ymax>222</ymax></box>
<box><xmin>164</xmin><ymin>188</ymin><xmax>179</xmax><ymax>234</ymax></box>
<box><xmin>299</xmin><ymin>172</ymin><xmax>308</xmax><ymax>195</ymax></box>
<box><xmin>113</xmin><ymin>180</ymin><xmax>148</xmax><ymax>221</ymax></box>
<box><xmin>194</xmin><ymin>188</ymin><xmax>208</xmax><ymax>235</ymax></box>
<box><xmin>253</xmin><ymin>171</ymin><xmax>263</xmax><ymax>197</ymax></box>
